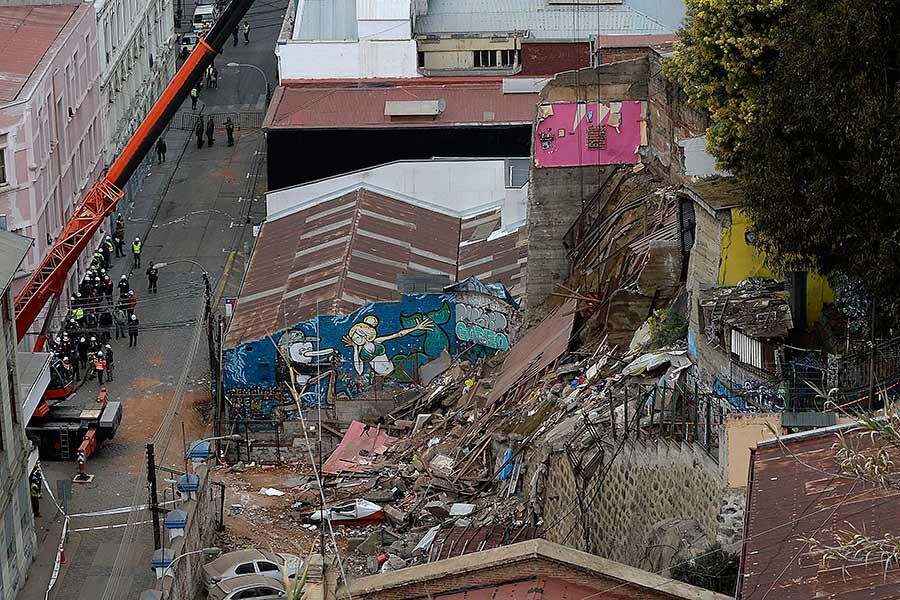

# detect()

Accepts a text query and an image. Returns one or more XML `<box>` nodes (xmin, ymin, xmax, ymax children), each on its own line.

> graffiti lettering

<box><xmin>456</xmin><ymin>303</ymin><xmax>509</xmax><ymax>332</ymax></box>
<box><xmin>455</xmin><ymin>321</ymin><xmax>510</xmax><ymax>351</ymax></box>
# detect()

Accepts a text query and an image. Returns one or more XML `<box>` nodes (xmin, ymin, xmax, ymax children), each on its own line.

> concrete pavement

<box><xmin>18</xmin><ymin>0</ymin><xmax>283</xmax><ymax>596</ymax></box>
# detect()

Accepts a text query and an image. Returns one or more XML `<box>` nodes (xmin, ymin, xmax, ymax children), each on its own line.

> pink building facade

<box><xmin>0</xmin><ymin>3</ymin><xmax>105</xmax><ymax>322</ymax></box>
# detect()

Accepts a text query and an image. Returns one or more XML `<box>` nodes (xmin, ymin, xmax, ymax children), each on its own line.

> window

<box><xmin>499</xmin><ymin>49</ymin><xmax>519</xmax><ymax>67</ymax></box>
<box><xmin>7</xmin><ymin>366</ymin><xmax>16</xmax><ymax>424</ymax></box>
<box><xmin>257</xmin><ymin>561</ymin><xmax>279</xmax><ymax>573</ymax></box>
<box><xmin>730</xmin><ymin>329</ymin><xmax>777</xmax><ymax>373</ymax></box>
<box><xmin>473</xmin><ymin>50</ymin><xmax>497</xmax><ymax>68</ymax></box>
<box><xmin>234</xmin><ymin>562</ymin><xmax>255</xmax><ymax>575</ymax></box>
<box><xmin>233</xmin><ymin>588</ymin><xmax>281</xmax><ymax>598</ymax></box>
<box><xmin>0</xmin><ymin>147</ymin><xmax>6</xmax><ymax>185</ymax></box>
<box><xmin>417</xmin><ymin>51</ymin><xmax>425</xmax><ymax>68</ymax></box>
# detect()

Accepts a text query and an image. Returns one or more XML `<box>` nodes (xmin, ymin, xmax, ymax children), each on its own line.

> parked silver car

<box><xmin>202</xmin><ymin>549</ymin><xmax>301</xmax><ymax>592</ymax></box>
<box><xmin>208</xmin><ymin>574</ymin><xmax>286</xmax><ymax>600</ymax></box>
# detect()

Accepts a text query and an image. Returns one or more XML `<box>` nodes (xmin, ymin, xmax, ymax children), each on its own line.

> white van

<box><xmin>192</xmin><ymin>4</ymin><xmax>216</xmax><ymax>34</ymax></box>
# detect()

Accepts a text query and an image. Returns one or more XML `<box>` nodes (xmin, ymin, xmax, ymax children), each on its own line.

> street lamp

<box><xmin>159</xmin><ymin>547</ymin><xmax>221</xmax><ymax>598</ymax></box>
<box><xmin>226</xmin><ymin>62</ymin><xmax>271</xmax><ymax>105</ymax></box>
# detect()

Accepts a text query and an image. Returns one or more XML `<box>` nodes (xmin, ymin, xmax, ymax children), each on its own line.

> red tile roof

<box><xmin>226</xmin><ymin>187</ymin><xmax>528</xmax><ymax>348</ymax></box>
<box><xmin>0</xmin><ymin>5</ymin><xmax>77</xmax><ymax>102</ymax></box>
<box><xmin>740</xmin><ymin>425</ymin><xmax>900</xmax><ymax>600</ymax></box>
<box><xmin>264</xmin><ymin>80</ymin><xmax>538</xmax><ymax>130</ymax></box>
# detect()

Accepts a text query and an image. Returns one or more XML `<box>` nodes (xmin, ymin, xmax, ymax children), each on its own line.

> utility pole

<box><xmin>868</xmin><ymin>294</ymin><xmax>877</xmax><ymax>411</ymax></box>
<box><xmin>146</xmin><ymin>443</ymin><xmax>161</xmax><ymax>548</ymax></box>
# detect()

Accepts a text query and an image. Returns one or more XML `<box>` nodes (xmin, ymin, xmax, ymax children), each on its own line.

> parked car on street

<box><xmin>202</xmin><ymin>549</ymin><xmax>301</xmax><ymax>592</ymax></box>
<box><xmin>208</xmin><ymin>574</ymin><xmax>286</xmax><ymax>600</ymax></box>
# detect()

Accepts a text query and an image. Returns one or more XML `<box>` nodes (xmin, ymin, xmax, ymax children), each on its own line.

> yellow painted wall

<box><xmin>718</xmin><ymin>208</ymin><xmax>834</xmax><ymax>326</ymax></box>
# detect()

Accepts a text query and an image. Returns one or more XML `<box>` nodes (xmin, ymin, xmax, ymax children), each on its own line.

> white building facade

<box><xmin>96</xmin><ymin>0</ymin><xmax>176</xmax><ymax>203</ymax></box>
<box><xmin>276</xmin><ymin>0</ymin><xmax>420</xmax><ymax>81</ymax></box>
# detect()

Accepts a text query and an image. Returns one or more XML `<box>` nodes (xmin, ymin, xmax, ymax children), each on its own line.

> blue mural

<box><xmin>224</xmin><ymin>294</ymin><xmax>460</xmax><ymax>418</ymax></box>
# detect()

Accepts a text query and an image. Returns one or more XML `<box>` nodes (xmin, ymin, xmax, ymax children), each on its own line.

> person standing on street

<box><xmin>243</xmin><ymin>20</ymin><xmax>250</xmax><ymax>44</ymax></box>
<box><xmin>225</xmin><ymin>118</ymin><xmax>235</xmax><ymax>146</ymax></box>
<box><xmin>114</xmin><ymin>306</ymin><xmax>127</xmax><ymax>340</ymax></box>
<box><xmin>104</xmin><ymin>344</ymin><xmax>114</xmax><ymax>382</ymax></box>
<box><xmin>93</xmin><ymin>351</ymin><xmax>107</xmax><ymax>385</ymax></box>
<box><xmin>127</xmin><ymin>290</ymin><xmax>138</xmax><ymax>316</ymax></box>
<box><xmin>190</xmin><ymin>86</ymin><xmax>199</xmax><ymax>110</ymax></box>
<box><xmin>128</xmin><ymin>314</ymin><xmax>140</xmax><ymax>347</ymax></box>
<box><xmin>146</xmin><ymin>262</ymin><xmax>159</xmax><ymax>293</ymax></box>
<box><xmin>210</xmin><ymin>66</ymin><xmax>218</xmax><ymax>89</ymax></box>
<box><xmin>132</xmin><ymin>237</ymin><xmax>142</xmax><ymax>268</ymax></box>
<box><xmin>232</xmin><ymin>26</ymin><xmax>239</xmax><ymax>46</ymax></box>
<box><xmin>196</xmin><ymin>115</ymin><xmax>204</xmax><ymax>149</ymax></box>
<box><xmin>206</xmin><ymin>116</ymin><xmax>215</xmax><ymax>147</ymax></box>
<box><xmin>155</xmin><ymin>137</ymin><xmax>167</xmax><ymax>163</ymax></box>
<box><xmin>30</xmin><ymin>478</ymin><xmax>41</xmax><ymax>517</ymax></box>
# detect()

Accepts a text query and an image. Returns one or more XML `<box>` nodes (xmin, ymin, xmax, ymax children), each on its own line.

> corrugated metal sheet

<box><xmin>322</xmin><ymin>420</ymin><xmax>397</xmax><ymax>474</ymax></box>
<box><xmin>296</xmin><ymin>0</ymin><xmax>358</xmax><ymax>41</ymax></box>
<box><xmin>487</xmin><ymin>299</ymin><xmax>575</xmax><ymax>403</ymax></box>
<box><xmin>357</xmin><ymin>0</ymin><xmax>410</xmax><ymax>21</ymax></box>
<box><xmin>459</xmin><ymin>210</ymin><xmax>528</xmax><ymax>303</ymax></box>
<box><xmin>741</xmin><ymin>429</ymin><xmax>900</xmax><ymax>600</ymax></box>
<box><xmin>228</xmin><ymin>186</ymin><xmax>531</xmax><ymax>348</ymax></box>
<box><xmin>0</xmin><ymin>5</ymin><xmax>77</xmax><ymax>102</ymax></box>
<box><xmin>430</xmin><ymin>526</ymin><xmax>540</xmax><ymax>561</ymax></box>
<box><xmin>265</xmin><ymin>81</ymin><xmax>538</xmax><ymax>129</ymax></box>
<box><xmin>415</xmin><ymin>0</ymin><xmax>681</xmax><ymax>40</ymax></box>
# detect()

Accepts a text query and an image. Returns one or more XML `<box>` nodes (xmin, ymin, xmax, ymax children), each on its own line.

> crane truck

<box><xmin>16</xmin><ymin>0</ymin><xmax>256</xmax><ymax>462</ymax></box>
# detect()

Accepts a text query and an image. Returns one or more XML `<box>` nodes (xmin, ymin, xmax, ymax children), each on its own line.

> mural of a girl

<box><xmin>342</xmin><ymin>314</ymin><xmax>434</xmax><ymax>376</ymax></box>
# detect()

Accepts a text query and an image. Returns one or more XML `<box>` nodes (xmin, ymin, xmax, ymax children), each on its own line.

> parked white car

<box><xmin>202</xmin><ymin>549</ymin><xmax>302</xmax><ymax>592</ymax></box>
<box><xmin>208</xmin><ymin>574</ymin><xmax>286</xmax><ymax>600</ymax></box>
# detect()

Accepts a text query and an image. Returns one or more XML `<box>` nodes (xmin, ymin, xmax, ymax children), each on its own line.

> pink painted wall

<box><xmin>533</xmin><ymin>101</ymin><xmax>645</xmax><ymax>168</ymax></box>
<box><xmin>0</xmin><ymin>4</ymin><xmax>105</xmax><ymax>302</ymax></box>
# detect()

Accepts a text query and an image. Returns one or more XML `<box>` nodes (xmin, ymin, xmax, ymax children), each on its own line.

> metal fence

<box><xmin>171</xmin><ymin>110</ymin><xmax>265</xmax><ymax>132</ymax></box>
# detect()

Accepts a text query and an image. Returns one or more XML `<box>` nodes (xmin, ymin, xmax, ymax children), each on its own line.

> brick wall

<box><xmin>520</xmin><ymin>42</ymin><xmax>591</xmax><ymax>76</ymax></box>
<box><xmin>599</xmin><ymin>47</ymin><xmax>650</xmax><ymax>64</ymax></box>
<box><xmin>352</xmin><ymin>557</ymin><xmax>703</xmax><ymax>600</ymax></box>
<box><xmin>538</xmin><ymin>438</ymin><xmax>724</xmax><ymax>570</ymax></box>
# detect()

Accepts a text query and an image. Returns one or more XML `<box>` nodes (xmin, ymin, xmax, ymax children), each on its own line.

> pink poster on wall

<box><xmin>533</xmin><ymin>101</ymin><xmax>646</xmax><ymax>168</ymax></box>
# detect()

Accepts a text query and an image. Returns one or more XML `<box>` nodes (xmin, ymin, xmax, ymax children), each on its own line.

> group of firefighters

<box><xmin>46</xmin><ymin>213</ymin><xmax>160</xmax><ymax>387</ymax></box>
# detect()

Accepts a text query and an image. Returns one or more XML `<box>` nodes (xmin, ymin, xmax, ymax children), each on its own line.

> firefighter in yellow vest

<box><xmin>131</xmin><ymin>237</ymin><xmax>142</xmax><ymax>269</ymax></box>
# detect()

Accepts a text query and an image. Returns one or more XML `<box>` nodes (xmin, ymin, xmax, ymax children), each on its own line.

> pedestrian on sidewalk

<box><xmin>243</xmin><ymin>20</ymin><xmax>250</xmax><ymax>44</ymax></box>
<box><xmin>93</xmin><ymin>351</ymin><xmax>107</xmax><ymax>385</ymax></box>
<box><xmin>146</xmin><ymin>262</ymin><xmax>158</xmax><ymax>293</ymax></box>
<box><xmin>190</xmin><ymin>86</ymin><xmax>199</xmax><ymax>110</ymax></box>
<box><xmin>210</xmin><ymin>66</ymin><xmax>218</xmax><ymax>89</ymax></box>
<box><xmin>77</xmin><ymin>336</ymin><xmax>88</xmax><ymax>371</ymax></box>
<box><xmin>113</xmin><ymin>230</ymin><xmax>124</xmax><ymax>257</ymax></box>
<box><xmin>196</xmin><ymin>115</ymin><xmax>205</xmax><ymax>149</ymax></box>
<box><xmin>30</xmin><ymin>478</ymin><xmax>41</xmax><ymax>517</ymax></box>
<box><xmin>114</xmin><ymin>306</ymin><xmax>127</xmax><ymax>340</ymax></box>
<box><xmin>132</xmin><ymin>237</ymin><xmax>142</xmax><ymax>268</ymax></box>
<box><xmin>104</xmin><ymin>344</ymin><xmax>114</xmax><ymax>382</ymax></box>
<box><xmin>225</xmin><ymin>118</ymin><xmax>234</xmax><ymax>146</ymax></box>
<box><xmin>128</xmin><ymin>314</ymin><xmax>140</xmax><ymax>347</ymax></box>
<box><xmin>232</xmin><ymin>26</ymin><xmax>238</xmax><ymax>46</ymax></box>
<box><xmin>206</xmin><ymin>116</ymin><xmax>215</xmax><ymax>147</ymax></box>
<box><xmin>156</xmin><ymin>137</ymin><xmax>167</xmax><ymax>163</ymax></box>
<box><xmin>118</xmin><ymin>274</ymin><xmax>130</xmax><ymax>296</ymax></box>
<box><xmin>127</xmin><ymin>290</ymin><xmax>137</xmax><ymax>316</ymax></box>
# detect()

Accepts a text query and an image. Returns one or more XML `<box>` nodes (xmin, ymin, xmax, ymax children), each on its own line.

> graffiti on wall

<box><xmin>454</xmin><ymin>292</ymin><xmax>519</xmax><ymax>354</ymax></box>
<box><xmin>224</xmin><ymin>294</ymin><xmax>458</xmax><ymax>418</ymax></box>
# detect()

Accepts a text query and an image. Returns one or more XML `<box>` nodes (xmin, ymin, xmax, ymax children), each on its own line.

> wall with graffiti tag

<box><xmin>224</xmin><ymin>292</ymin><xmax>518</xmax><ymax>419</ymax></box>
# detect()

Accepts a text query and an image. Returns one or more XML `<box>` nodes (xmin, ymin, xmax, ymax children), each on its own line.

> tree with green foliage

<box><xmin>667</xmin><ymin>0</ymin><xmax>900</xmax><ymax>293</ymax></box>
<box><xmin>670</xmin><ymin>543</ymin><xmax>739</xmax><ymax>595</ymax></box>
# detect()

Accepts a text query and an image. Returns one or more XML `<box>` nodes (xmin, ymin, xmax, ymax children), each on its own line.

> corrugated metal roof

<box><xmin>0</xmin><ymin>5</ymin><xmax>77</xmax><ymax>102</ymax></box>
<box><xmin>430</xmin><ymin>526</ymin><xmax>541</xmax><ymax>561</ymax></box>
<box><xmin>227</xmin><ymin>187</ymin><xmax>529</xmax><ymax>347</ymax></box>
<box><xmin>357</xmin><ymin>0</ymin><xmax>410</xmax><ymax>21</ymax></box>
<box><xmin>415</xmin><ymin>0</ymin><xmax>682</xmax><ymax>40</ymax></box>
<box><xmin>459</xmin><ymin>210</ymin><xmax>528</xmax><ymax>303</ymax></box>
<box><xmin>0</xmin><ymin>230</ymin><xmax>32</xmax><ymax>294</ymax></box>
<box><xmin>295</xmin><ymin>0</ymin><xmax>358</xmax><ymax>41</ymax></box>
<box><xmin>740</xmin><ymin>427</ymin><xmax>900</xmax><ymax>600</ymax></box>
<box><xmin>265</xmin><ymin>80</ymin><xmax>538</xmax><ymax>129</ymax></box>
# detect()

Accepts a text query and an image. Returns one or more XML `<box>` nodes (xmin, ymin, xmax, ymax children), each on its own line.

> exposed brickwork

<box><xmin>599</xmin><ymin>47</ymin><xmax>649</xmax><ymax>64</ymax></box>
<box><xmin>521</xmin><ymin>42</ymin><xmax>591</xmax><ymax>76</ymax></box>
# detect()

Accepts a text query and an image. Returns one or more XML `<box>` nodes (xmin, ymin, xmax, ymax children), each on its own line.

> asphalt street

<box><xmin>18</xmin><ymin>0</ymin><xmax>283</xmax><ymax>597</ymax></box>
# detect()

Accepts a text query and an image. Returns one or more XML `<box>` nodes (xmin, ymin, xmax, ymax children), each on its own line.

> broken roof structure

<box><xmin>227</xmin><ymin>158</ymin><xmax>529</xmax><ymax>348</ymax></box>
<box><xmin>699</xmin><ymin>279</ymin><xmax>793</xmax><ymax>341</ymax></box>
<box><xmin>740</xmin><ymin>423</ymin><xmax>900</xmax><ymax>599</ymax></box>
<box><xmin>339</xmin><ymin>538</ymin><xmax>730</xmax><ymax>599</ymax></box>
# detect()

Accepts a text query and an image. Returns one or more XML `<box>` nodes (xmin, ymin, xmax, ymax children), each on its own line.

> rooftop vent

<box><xmin>384</xmin><ymin>100</ymin><xmax>442</xmax><ymax>117</ymax></box>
